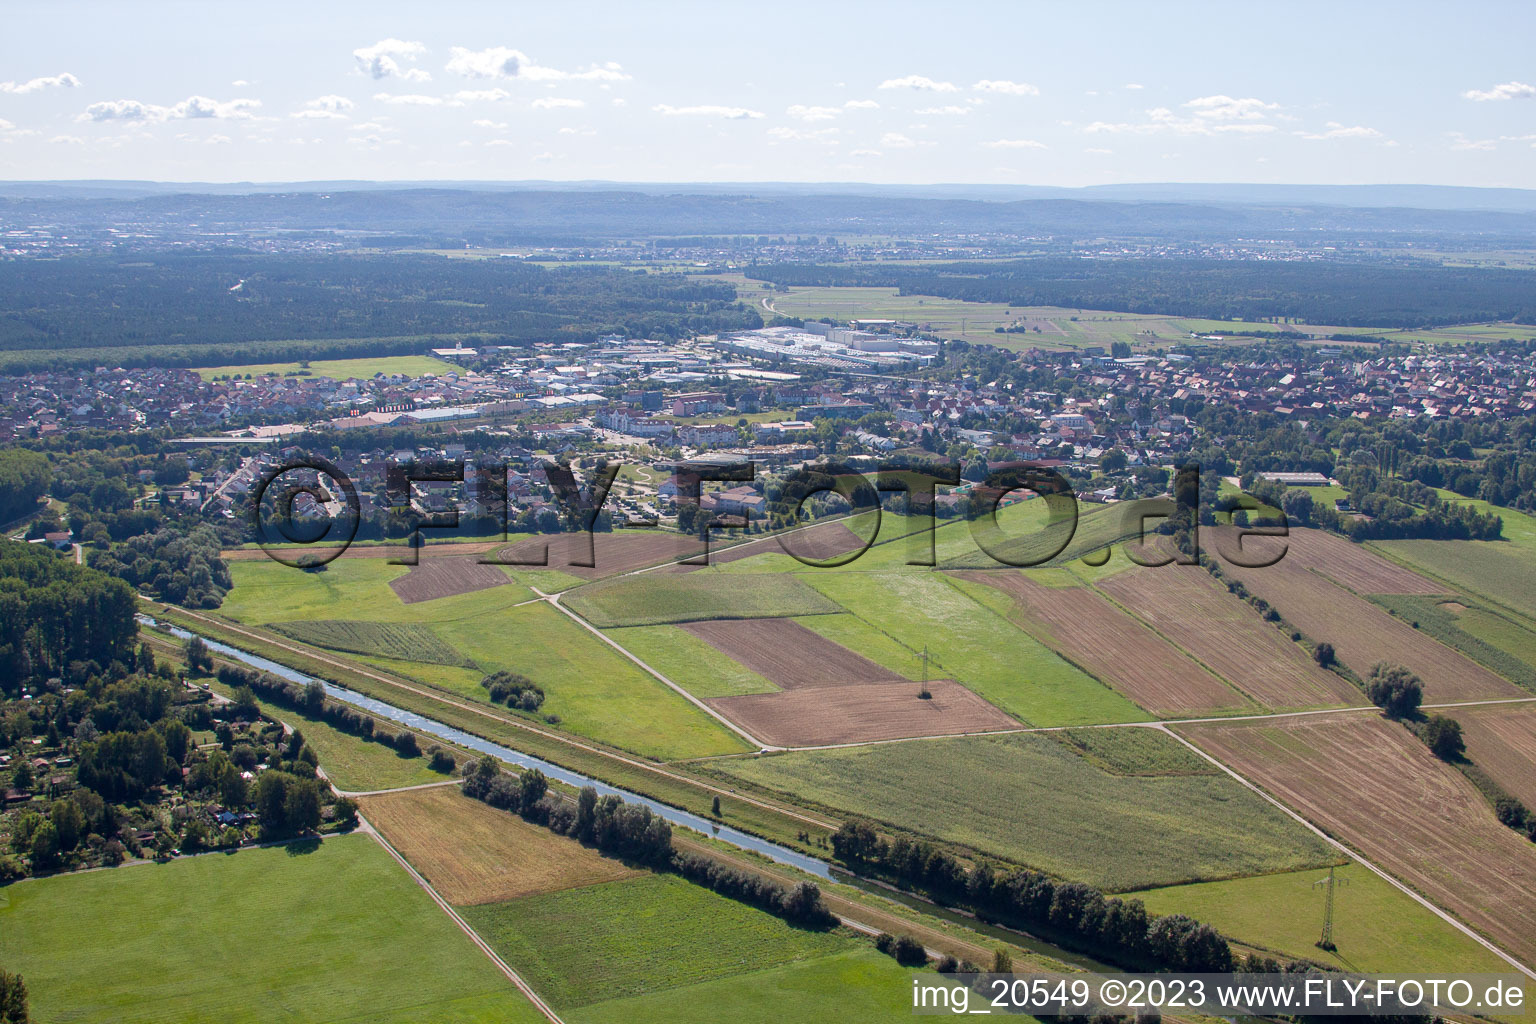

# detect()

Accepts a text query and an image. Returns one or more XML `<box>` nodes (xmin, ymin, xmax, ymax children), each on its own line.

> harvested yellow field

<box><xmin>358</xmin><ymin>784</ymin><xmax>640</xmax><ymax>905</ymax></box>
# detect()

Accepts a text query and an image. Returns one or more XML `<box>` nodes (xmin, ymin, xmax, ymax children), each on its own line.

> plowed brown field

<box><xmin>388</xmin><ymin>555</ymin><xmax>514</xmax><ymax>604</ymax></box>
<box><xmin>358</xmin><ymin>784</ymin><xmax>639</xmax><ymax>905</ymax></box>
<box><xmin>1179</xmin><ymin>714</ymin><xmax>1536</xmax><ymax>969</ymax></box>
<box><xmin>1100</xmin><ymin>565</ymin><xmax>1364</xmax><ymax>709</ymax></box>
<box><xmin>1267</xmin><ymin>527</ymin><xmax>1444</xmax><ymax>595</ymax></box>
<box><xmin>681</xmin><ymin>618</ymin><xmax>903</xmax><ymax>689</ymax></box>
<box><xmin>960</xmin><ymin>571</ymin><xmax>1247</xmax><ymax>716</ymax></box>
<box><xmin>709</xmin><ymin>679</ymin><xmax>1018</xmax><ymax>747</ymax></box>
<box><xmin>1446</xmin><ymin>704</ymin><xmax>1536</xmax><ymax>809</ymax></box>
<box><xmin>1215</xmin><ymin>530</ymin><xmax>1521</xmax><ymax>703</ymax></box>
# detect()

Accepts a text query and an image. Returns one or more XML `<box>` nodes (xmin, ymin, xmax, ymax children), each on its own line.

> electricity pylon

<box><xmin>1314</xmin><ymin>866</ymin><xmax>1348</xmax><ymax>951</ymax></box>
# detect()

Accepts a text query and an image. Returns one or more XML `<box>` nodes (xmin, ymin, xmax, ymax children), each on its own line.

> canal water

<box><xmin>144</xmin><ymin>616</ymin><xmax>832</xmax><ymax>879</ymax></box>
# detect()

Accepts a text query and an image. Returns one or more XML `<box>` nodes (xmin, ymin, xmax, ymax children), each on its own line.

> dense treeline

<box><xmin>461</xmin><ymin>758</ymin><xmax>836</xmax><ymax>929</ymax></box>
<box><xmin>0</xmin><ymin>451</ymin><xmax>50</xmax><ymax>524</ymax></box>
<box><xmin>0</xmin><ymin>541</ymin><xmax>137</xmax><ymax>686</ymax></box>
<box><xmin>213</xmin><ymin>663</ymin><xmax>425</xmax><ymax>757</ymax></box>
<box><xmin>89</xmin><ymin>526</ymin><xmax>231</xmax><ymax>608</ymax></box>
<box><xmin>0</xmin><ymin>255</ymin><xmax>762</xmax><ymax>363</ymax></box>
<box><xmin>832</xmin><ymin>820</ymin><xmax>1231</xmax><ymax>972</ymax></box>
<box><xmin>746</xmin><ymin>259</ymin><xmax>1536</xmax><ymax>328</ymax></box>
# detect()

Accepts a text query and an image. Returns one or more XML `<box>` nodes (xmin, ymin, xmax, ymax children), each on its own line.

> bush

<box><xmin>893</xmin><ymin>934</ymin><xmax>928</xmax><ymax>966</ymax></box>
<box><xmin>427</xmin><ymin>746</ymin><xmax>456</xmax><ymax>773</ymax></box>
<box><xmin>1422</xmin><ymin>715</ymin><xmax>1464</xmax><ymax>761</ymax></box>
<box><xmin>1366</xmin><ymin>663</ymin><xmax>1423</xmax><ymax>719</ymax></box>
<box><xmin>1312</xmin><ymin>642</ymin><xmax>1335</xmax><ymax>667</ymax></box>
<box><xmin>480</xmin><ymin>670</ymin><xmax>545</xmax><ymax>712</ymax></box>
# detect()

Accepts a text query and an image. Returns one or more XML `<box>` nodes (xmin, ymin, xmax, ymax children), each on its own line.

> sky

<box><xmin>1</xmin><ymin>0</ymin><xmax>1534</xmax><ymax>187</ymax></box>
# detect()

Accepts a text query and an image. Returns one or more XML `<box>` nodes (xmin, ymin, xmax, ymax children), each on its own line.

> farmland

<box><xmin>358</xmin><ymin>785</ymin><xmax>641</xmax><ymax>904</ymax></box>
<box><xmin>1275</xmin><ymin>527</ymin><xmax>1445</xmax><ymax>595</ymax></box>
<box><xmin>270</xmin><ymin>619</ymin><xmax>475</xmax><ymax>667</ymax></box>
<box><xmin>959</xmin><ymin>570</ymin><xmax>1249</xmax><ymax>716</ymax></box>
<box><xmin>568</xmin><ymin>948</ymin><xmax>917</xmax><ymax>1024</ymax></box>
<box><xmin>496</xmin><ymin>530</ymin><xmax>710</xmax><ymax>580</ymax></box>
<box><xmin>681</xmin><ymin>617</ymin><xmax>907</xmax><ymax>689</ymax></box>
<box><xmin>1445</xmin><ymin>705</ymin><xmax>1536</xmax><ymax>808</ymax></box>
<box><xmin>1373</xmin><ymin>536</ymin><xmax>1536</xmax><ymax>624</ymax></box>
<box><xmin>1137</xmin><ymin>864</ymin><xmax>1511</xmax><ymax>974</ymax></box>
<box><xmin>192</xmin><ymin>353</ymin><xmax>463</xmax><ymax>381</ymax></box>
<box><xmin>1369</xmin><ymin>594</ymin><xmax>1536</xmax><ymax>691</ymax></box>
<box><xmin>1213</xmin><ymin>532</ymin><xmax>1522</xmax><ymax>703</ymax></box>
<box><xmin>562</xmin><ymin>571</ymin><xmax>840</xmax><ymax>627</ymax></box>
<box><xmin>1177</xmin><ymin>714</ymin><xmax>1536</xmax><ymax>969</ymax></box>
<box><xmin>219</xmin><ymin>559</ymin><xmax>753</xmax><ymax>760</ymax></box>
<box><xmin>1099</xmin><ymin>564</ymin><xmax>1364</xmax><ymax>709</ymax></box>
<box><xmin>702</xmin><ymin>729</ymin><xmax>1338</xmax><ymax>890</ymax></box>
<box><xmin>710</xmin><ymin>678</ymin><xmax>1019</xmax><ymax>746</ymax></box>
<box><xmin>457</xmin><ymin>874</ymin><xmax>856</xmax><ymax>1009</ymax></box>
<box><xmin>390</xmin><ymin>555</ymin><xmax>520</xmax><ymax>604</ymax></box>
<box><xmin>602</xmin><ymin>623</ymin><xmax>780</xmax><ymax>697</ymax></box>
<box><xmin>802</xmin><ymin>571</ymin><xmax>1146</xmax><ymax>726</ymax></box>
<box><xmin>0</xmin><ymin>835</ymin><xmax>547</xmax><ymax>1024</ymax></box>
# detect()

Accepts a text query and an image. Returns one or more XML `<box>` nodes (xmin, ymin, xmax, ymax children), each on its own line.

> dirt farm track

<box><xmin>1178</xmin><ymin>714</ymin><xmax>1536</xmax><ymax>970</ymax></box>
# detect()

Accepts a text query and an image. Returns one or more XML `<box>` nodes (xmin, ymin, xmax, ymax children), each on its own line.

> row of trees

<box><xmin>831</xmin><ymin>820</ymin><xmax>1231</xmax><ymax>972</ymax></box>
<box><xmin>0</xmin><ymin>541</ymin><xmax>137</xmax><ymax>687</ymax></box>
<box><xmin>461</xmin><ymin>758</ymin><xmax>836</xmax><ymax>928</ymax></box>
<box><xmin>214</xmin><ymin>664</ymin><xmax>425</xmax><ymax>758</ymax></box>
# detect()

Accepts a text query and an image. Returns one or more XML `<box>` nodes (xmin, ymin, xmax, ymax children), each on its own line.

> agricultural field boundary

<box><xmin>1163</xmin><ymin>722</ymin><xmax>1536</xmax><ymax>980</ymax></box>
<box><xmin>358</xmin><ymin>815</ymin><xmax>566</xmax><ymax>1023</ymax></box>
<box><xmin>156</xmin><ymin>603</ymin><xmax>838</xmax><ymax>831</ymax></box>
<box><xmin>540</xmin><ymin>588</ymin><xmax>771</xmax><ymax>748</ymax></box>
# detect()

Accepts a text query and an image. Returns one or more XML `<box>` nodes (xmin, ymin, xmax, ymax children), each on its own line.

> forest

<box><xmin>0</xmin><ymin>255</ymin><xmax>762</xmax><ymax>369</ymax></box>
<box><xmin>746</xmin><ymin>259</ymin><xmax>1536</xmax><ymax>328</ymax></box>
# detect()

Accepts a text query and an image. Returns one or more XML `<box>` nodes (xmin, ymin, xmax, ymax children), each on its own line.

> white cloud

<box><xmin>48</xmin><ymin>134</ymin><xmax>85</xmax><ymax>144</ymax></box>
<box><xmin>473</xmin><ymin>119</ymin><xmax>508</xmax><ymax>130</ymax></box>
<box><xmin>917</xmin><ymin>105</ymin><xmax>971</xmax><ymax>116</ymax></box>
<box><xmin>1084</xmin><ymin>98</ymin><xmax>1281</xmax><ymax>137</ymax></box>
<box><xmin>1295</xmin><ymin>121</ymin><xmax>1383</xmax><ymax>141</ymax></box>
<box><xmin>0</xmin><ymin>72</ymin><xmax>80</xmax><ymax>94</ymax></box>
<box><xmin>558</xmin><ymin>126</ymin><xmax>596</xmax><ymax>136</ymax></box>
<box><xmin>983</xmin><ymin>138</ymin><xmax>1047</xmax><ymax>149</ymax></box>
<box><xmin>787</xmin><ymin>104</ymin><xmax>841</xmax><ymax>121</ymax></box>
<box><xmin>878</xmin><ymin>75</ymin><xmax>958</xmax><ymax>92</ymax></box>
<box><xmin>1124</xmin><ymin>83</ymin><xmax>1144</xmax><ymax>91</ymax></box>
<box><xmin>768</xmin><ymin>125</ymin><xmax>838</xmax><ymax>143</ymax></box>
<box><xmin>973</xmin><ymin>79</ymin><xmax>1038</xmax><ymax>96</ymax></box>
<box><xmin>446</xmin><ymin>46</ymin><xmax>629</xmax><ymax>82</ymax></box>
<box><xmin>532</xmin><ymin>97</ymin><xmax>585</xmax><ymax>109</ymax></box>
<box><xmin>843</xmin><ymin>99</ymin><xmax>880</xmax><ymax>110</ymax></box>
<box><xmin>1085</xmin><ymin>146</ymin><xmax>1113</xmax><ymax>154</ymax></box>
<box><xmin>372</xmin><ymin>92</ymin><xmax>444</xmax><ymax>106</ymax></box>
<box><xmin>231</xmin><ymin>79</ymin><xmax>250</xmax><ymax>88</ymax></box>
<box><xmin>1184</xmin><ymin>95</ymin><xmax>1280</xmax><ymax>121</ymax></box>
<box><xmin>292</xmin><ymin>94</ymin><xmax>354</xmax><ymax>119</ymax></box>
<box><xmin>206</xmin><ymin>134</ymin><xmax>231</xmax><ymax>145</ymax></box>
<box><xmin>1449</xmin><ymin>132</ymin><xmax>1497</xmax><ymax>151</ymax></box>
<box><xmin>880</xmin><ymin>131</ymin><xmax>916</xmax><ymax>147</ymax></box>
<box><xmin>850</xmin><ymin>147</ymin><xmax>882</xmax><ymax>157</ymax></box>
<box><xmin>79</xmin><ymin>95</ymin><xmax>261</xmax><ymax>123</ymax></box>
<box><xmin>1463</xmin><ymin>81</ymin><xmax>1535</xmax><ymax>102</ymax></box>
<box><xmin>353</xmin><ymin>39</ymin><xmax>429</xmax><ymax>81</ymax></box>
<box><xmin>453</xmin><ymin>89</ymin><xmax>512</xmax><ymax>103</ymax></box>
<box><xmin>652</xmin><ymin>103</ymin><xmax>763</xmax><ymax>119</ymax></box>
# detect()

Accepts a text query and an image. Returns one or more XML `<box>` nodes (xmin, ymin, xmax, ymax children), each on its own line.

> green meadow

<box><xmin>703</xmin><ymin>729</ymin><xmax>1337</xmax><ymax>891</ymax></box>
<box><xmin>0</xmin><ymin>835</ymin><xmax>546</xmax><ymax>1024</ymax></box>
<box><xmin>802</xmin><ymin>571</ymin><xmax>1145</xmax><ymax>726</ymax></box>
<box><xmin>194</xmin><ymin>354</ymin><xmax>463</xmax><ymax>381</ymax></box>
<box><xmin>1136</xmin><ymin>864</ymin><xmax>1510</xmax><ymax>974</ymax></box>
<box><xmin>457</xmin><ymin>873</ymin><xmax>856</xmax><ymax>1009</ymax></box>
<box><xmin>221</xmin><ymin>560</ymin><xmax>750</xmax><ymax>760</ymax></box>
